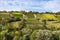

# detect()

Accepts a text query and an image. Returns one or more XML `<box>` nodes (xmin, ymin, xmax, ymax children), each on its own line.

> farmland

<box><xmin>0</xmin><ymin>11</ymin><xmax>60</xmax><ymax>40</ymax></box>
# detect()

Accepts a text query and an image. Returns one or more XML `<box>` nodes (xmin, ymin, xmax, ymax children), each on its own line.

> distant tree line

<box><xmin>0</xmin><ymin>11</ymin><xmax>60</xmax><ymax>14</ymax></box>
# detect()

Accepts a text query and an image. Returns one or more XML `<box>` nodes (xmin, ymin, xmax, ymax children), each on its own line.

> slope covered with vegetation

<box><xmin>0</xmin><ymin>11</ymin><xmax>60</xmax><ymax>40</ymax></box>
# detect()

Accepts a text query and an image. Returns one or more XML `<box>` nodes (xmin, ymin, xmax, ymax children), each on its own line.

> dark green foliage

<box><xmin>5</xmin><ymin>33</ymin><xmax>14</xmax><ymax>40</ymax></box>
<box><xmin>22</xmin><ymin>19</ymin><xmax>27</xmax><ymax>28</ymax></box>
<box><xmin>16</xmin><ymin>18</ymin><xmax>21</xmax><ymax>21</ymax></box>
<box><xmin>42</xmin><ymin>20</ymin><xmax>47</xmax><ymax>29</ymax></box>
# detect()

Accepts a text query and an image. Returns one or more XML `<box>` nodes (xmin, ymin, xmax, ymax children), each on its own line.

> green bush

<box><xmin>52</xmin><ymin>30</ymin><xmax>60</xmax><ymax>40</ymax></box>
<box><xmin>30</xmin><ymin>30</ymin><xmax>52</xmax><ymax>40</ymax></box>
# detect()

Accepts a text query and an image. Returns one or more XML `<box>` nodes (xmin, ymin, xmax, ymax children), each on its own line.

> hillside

<box><xmin>0</xmin><ymin>11</ymin><xmax>60</xmax><ymax>40</ymax></box>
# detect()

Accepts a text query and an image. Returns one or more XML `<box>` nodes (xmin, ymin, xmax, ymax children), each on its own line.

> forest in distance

<box><xmin>0</xmin><ymin>11</ymin><xmax>60</xmax><ymax>40</ymax></box>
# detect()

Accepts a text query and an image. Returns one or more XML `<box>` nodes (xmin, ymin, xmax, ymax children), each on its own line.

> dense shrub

<box><xmin>52</xmin><ymin>30</ymin><xmax>60</xmax><ymax>40</ymax></box>
<box><xmin>19</xmin><ymin>27</ymin><xmax>33</xmax><ymax>40</ymax></box>
<box><xmin>30</xmin><ymin>30</ymin><xmax>52</xmax><ymax>40</ymax></box>
<box><xmin>21</xmin><ymin>27</ymin><xmax>33</xmax><ymax>35</ymax></box>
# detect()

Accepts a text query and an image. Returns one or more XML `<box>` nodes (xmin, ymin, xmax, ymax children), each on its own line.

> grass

<box><xmin>0</xmin><ymin>13</ymin><xmax>60</xmax><ymax>40</ymax></box>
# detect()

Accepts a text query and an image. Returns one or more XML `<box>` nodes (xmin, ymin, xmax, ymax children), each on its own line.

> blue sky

<box><xmin>0</xmin><ymin>0</ymin><xmax>60</xmax><ymax>12</ymax></box>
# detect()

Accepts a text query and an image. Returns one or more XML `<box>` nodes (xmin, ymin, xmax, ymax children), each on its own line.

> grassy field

<box><xmin>0</xmin><ymin>12</ymin><xmax>60</xmax><ymax>40</ymax></box>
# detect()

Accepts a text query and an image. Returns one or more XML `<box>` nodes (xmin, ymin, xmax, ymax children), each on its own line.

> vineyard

<box><xmin>0</xmin><ymin>11</ymin><xmax>60</xmax><ymax>40</ymax></box>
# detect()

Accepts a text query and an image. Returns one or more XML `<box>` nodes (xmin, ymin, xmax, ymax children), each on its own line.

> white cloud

<box><xmin>39</xmin><ymin>0</ymin><xmax>60</xmax><ymax>12</ymax></box>
<box><xmin>0</xmin><ymin>0</ymin><xmax>60</xmax><ymax>12</ymax></box>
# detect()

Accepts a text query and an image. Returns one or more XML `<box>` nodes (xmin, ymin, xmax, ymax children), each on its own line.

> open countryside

<box><xmin>0</xmin><ymin>11</ymin><xmax>60</xmax><ymax>40</ymax></box>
